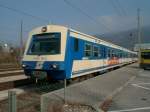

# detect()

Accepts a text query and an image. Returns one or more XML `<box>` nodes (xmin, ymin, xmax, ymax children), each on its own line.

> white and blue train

<box><xmin>22</xmin><ymin>25</ymin><xmax>137</xmax><ymax>80</ymax></box>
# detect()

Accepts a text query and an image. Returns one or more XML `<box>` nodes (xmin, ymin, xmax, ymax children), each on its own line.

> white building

<box><xmin>0</xmin><ymin>42</ymin><xmax>10</xmax><ymax>53</ymax></box>
<box><xmin>134</xmin><ymin>43</ymin><xmax>150</xmax><ymax>51</ymax></box>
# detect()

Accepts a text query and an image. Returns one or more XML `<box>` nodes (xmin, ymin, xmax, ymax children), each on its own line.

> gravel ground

<box><xmin>0</xmin><ymin>78</ymin><xmax>84</xmax><ymax>112</ymax></box>
<box><xmin>0</xmin><ymin>92</ymin><xmax>97</xmax><ymax>112</ymax></box>
<box><xmin>63</xmin><ymin>104</ymin><xmax>96</xmax><ymax>112</ymax></box>
<box><xmin>0</xmin><ymin>81</ymin><xmax>64</xmax><ymax>112</ymax></box>
<box><xmin>0</xmin><ymin>92</ymin><xmax>40</xmax><ymax>112</ymax></box>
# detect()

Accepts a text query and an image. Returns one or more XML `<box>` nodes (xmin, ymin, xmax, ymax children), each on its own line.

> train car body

<box><xmin>22</xmin><ymin>25</ymin><xmax>137</xmax><ymax>80</ymax></box>
<box><xmin>140</xmin><ymin>49</ymin><xmax>150</xmax><ymax>69</ymax></box>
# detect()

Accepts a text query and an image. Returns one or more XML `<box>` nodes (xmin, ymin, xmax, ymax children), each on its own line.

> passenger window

<box><xmin>108</xmin><ymin>49</ymin><xmax>111</xmax><ymax>57</ymax></box>
<box><xmin>84</xmin><ymin>43</ymin><xmax>92</xmax><ymax>57</ymax></box>
<box><xmin>93</xmin><ymin>46</ymin><xmax>99</xmax><ymax>57</ymax></box>
<box><xmin>74</xmin><ymin>38</ymin><xmax>79</xmax><ymax>52</ymax></box>
<box><xmin>119</xmin><ymin>52</ymin><xmax>122</xmax><ymax>58</ymax></box>
<box><xmin>111</xmin><ymin>50</ymin><xmax>114</xmax><ymax>57</ymax></box>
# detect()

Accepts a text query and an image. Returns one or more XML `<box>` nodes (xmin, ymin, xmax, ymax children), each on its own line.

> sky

<box><xmin>0</xmin><ymin>0</ymin><xmax>150</xmax><ymax>46</ymax></box>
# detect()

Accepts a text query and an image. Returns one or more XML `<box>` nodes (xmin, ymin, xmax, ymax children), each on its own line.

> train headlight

<box><xmin>51</xmin><ymin>64</ymin><xmax>58</xmax><ymax>69</ymax></box>
<box><xmin>22</xmin><ymin>64</ymin><xmax>26</xmax><ymax>68</ymax></box>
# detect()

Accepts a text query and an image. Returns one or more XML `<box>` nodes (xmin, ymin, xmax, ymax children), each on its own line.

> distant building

<box><xmin>134</xmin><ymin>43</ymin><xmax>150</xmax><ymax>51</ymax></box>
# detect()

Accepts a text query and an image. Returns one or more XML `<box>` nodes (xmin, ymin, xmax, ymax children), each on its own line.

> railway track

<box><xmin>0</xmin><ymin>63</ymin><xmax>22</xmax><ymax>74</ymax></box>
<box><xmin>0</xmin><ymin>63</ymin><xmax>31</xmax><ymax>91</ymax></box>
<box><xmin>0</xmin><ymin>68</ymin><xmax>22</xmax><ymax>72</ymax></box>
<box><xmin>0</xmin><ymin>70</ymin><xmax>24</xmax><ymax>77</ymax></box>
<box><xmin>0</xmin><ymin>63</ymin><xmax>20</xmax><ymax>69</ymax></box>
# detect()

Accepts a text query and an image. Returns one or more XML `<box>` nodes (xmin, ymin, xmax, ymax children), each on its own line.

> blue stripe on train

<box><xmin>22</xmin><ymin>61</ymin><xmax>65</xmax><ymax>70</ymax></box>
<box><xmin>22</xmin><ymin>61</ymin><xmax>66</xmax><ymax>80</ymax></box>
<box><xmin>22</xmin><ymin>61</ymin><xmax>37</xmax><ymax>69</ymax></box>
<box><xmin>64</xmin><ymin>31</ymin><xmax>73</xmax><ymax>79</ymax></box>
<box><xmin>64</xmin><ymin>31</ymin><xmax>86</xmax><ymax>79</ymax></box>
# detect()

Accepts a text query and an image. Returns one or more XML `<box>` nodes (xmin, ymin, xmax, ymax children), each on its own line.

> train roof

<box><xmin>69</xmin><ymin>27</ymin><xmax>136</xmax><ymax>54</ymax></box>
<box><xmin>31</xmin><ymin>25</ymin><xmax>136</xmax><ymax>54</ymax></box>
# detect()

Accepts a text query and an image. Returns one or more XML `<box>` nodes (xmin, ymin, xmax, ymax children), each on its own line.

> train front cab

<box><xmin>22</xmin><ymin>25</ymin><xmax>70</xmax><ymax>80</ymax></box>
<box><xmin>140</xmin><ymin>49</ymin><xmax>150</xmax><ymax>69</ymax></box>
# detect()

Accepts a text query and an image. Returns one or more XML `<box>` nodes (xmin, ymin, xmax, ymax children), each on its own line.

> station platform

<box><xmin>41</xmin><ymin>63</ymin><xmax>140</xmax><ymax>112</ymax></box>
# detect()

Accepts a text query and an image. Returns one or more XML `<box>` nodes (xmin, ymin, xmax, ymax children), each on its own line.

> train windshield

<box><xmin>28</xmin><ymin>33</ymin><xmax>61</xmax><ymax>55</ymax></box>
<box><xmin>141</xmin><ymin>52</ymin><xmax>150</xmax><ymax>59</ymax></box>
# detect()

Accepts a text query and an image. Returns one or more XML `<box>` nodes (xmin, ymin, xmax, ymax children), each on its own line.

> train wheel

<box><xmin>67</xmin><ymin>79</ymin><xmax>73</xmax><ymax>85</ymax></box>
<box><xmin>47</xmin><ymin>75</ymin><xmax>52</xmax><ymax>81</ymax></box>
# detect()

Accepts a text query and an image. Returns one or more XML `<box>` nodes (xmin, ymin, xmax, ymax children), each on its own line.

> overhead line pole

<box><xmin>20</xmin><ymin>20</ymin><xmax>23</xmax><ymax>64</ymax></box>
<box><xmin>137</xmin><ymin>8</ymin><xmax>141</xmax><ymax>46</ymax></box>
<box><xmin>0</xmin><ymin>4</ymin><xmax>49</xmax><ymax>23</ymax></box>
<box><xmin>63</xmin><ymin>0</ymin><xmax>113</xmax><ymax>33</ymax></box>
<box><xmin>115</xmin><ymin>0</ymin><xmax>127</xmax><ymax>16</ymax></box>
<box><xmin>137</xmin><ymin>8</ymin><xmax>142</xmax><ymax>65</ymax></box>
<box><xmin>107</xmin><ymin>0</ymin><xmax>123</xmax><ymax>16</ymax></box>
<box><xmin>64</xmin><ymin>0</ymin><xmax>129</xmax><ymax>42</ymax></box>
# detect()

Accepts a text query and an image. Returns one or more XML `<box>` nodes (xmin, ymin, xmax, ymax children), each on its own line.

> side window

<box><xmin>84</xmin><ymin>43</ymin><xmax>92</xmax><ymax>57</ymax></box>
<box><xmin>74</xmin><ymin>38</ymin><xmax>79</xmax><ymax>52</ymax></box>
<box><xmin>108</xmin><ymin>49</ymin><xmax>111</xmax><ymax>57</ymax></box>
<box><xmin>119</xmin><ymin>52</ymin><xmax>122</xmax><ymax>58</ymax></box>
<box><xmin>115</xmin><ymin>51</ymin><xmax>118</xmax><ymax>57</ymax></box>
<box><xmin>93</xmin><ymin>46</ymin><xmax>99</xmax><ymax>57</ymax></box>
<box><xmin>111</xmin><ymin>50</ymin><xmax>114</xmax><ymax>57</ymax></box>
<box><xmin>100</xmin><ymin>47</ymin><xmax>103</xmax><ymax>58</ymax></box>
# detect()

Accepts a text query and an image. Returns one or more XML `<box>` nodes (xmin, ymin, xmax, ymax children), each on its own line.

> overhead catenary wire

<box><xmin>2</xmin><ymin>25</ymin><xmax>29</xmax><ymax>33</ymax></box>
<box><xmin>107</xmin><ymin>0</ymin><xmax>126</xmax><ymax>16</ymax></box>
<box><xmin>115</xmin><ymin>0</ymin><xmax>127</xmax><ymax>16</ymax></box>
<box><xmin>63</xmin><ymin>0</ymin><xmax>114</xmax><ymax>33</ymax></box>
<box><xmin>63</xmin><ymin>0</ymin><xmax>129</xmax><ymax>42</ymax></box>
<box><xmin>0</xmin><ymin>3</ymin><xmax>50</xmax><ymax>23</ymax></box>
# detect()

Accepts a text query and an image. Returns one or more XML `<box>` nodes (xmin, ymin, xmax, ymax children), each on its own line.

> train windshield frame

<box><xmin>141</xmin><ymin>52</ymin><xmax>150</xmax><ymax>59</ymax></box>
<box><xmin>27</xmin><ymin>33</ymin><xmax>61</xmax><ymax>55</ymax></box>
